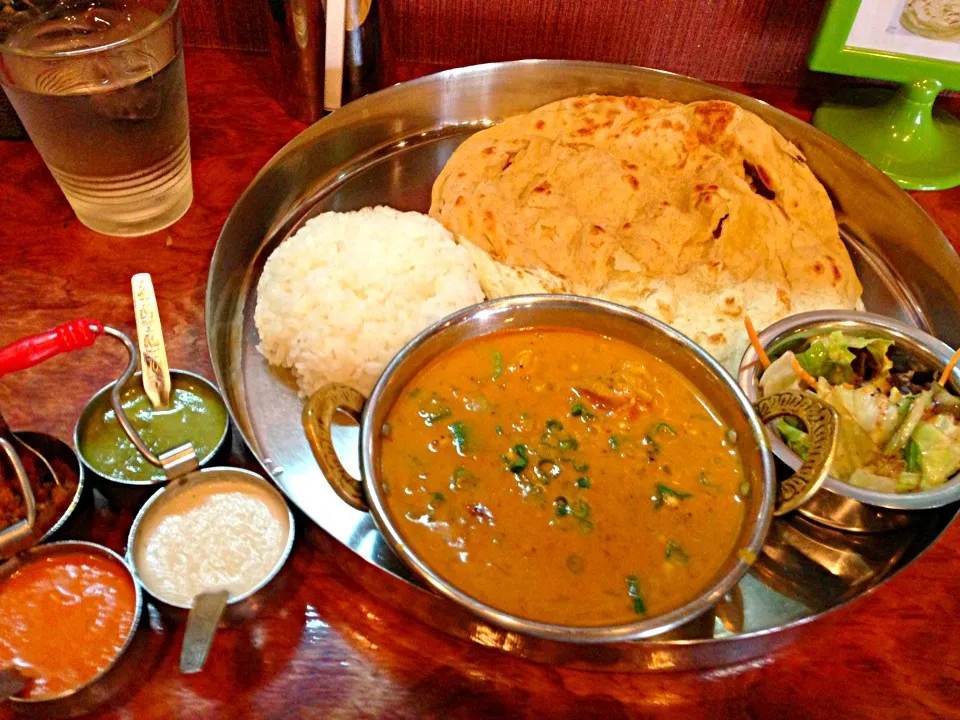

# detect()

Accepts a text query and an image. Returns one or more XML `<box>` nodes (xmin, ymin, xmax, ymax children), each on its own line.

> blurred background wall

<box><xmin>180</xmin><ymin>0</ymin><xmax>830</xmax><ymax>86</ymax></box>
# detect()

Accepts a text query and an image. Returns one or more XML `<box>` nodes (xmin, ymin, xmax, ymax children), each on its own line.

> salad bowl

<box><xmin>739</xmin><ymin>311</ymin><xmax>960</xmax><ymax>533</ymax></box>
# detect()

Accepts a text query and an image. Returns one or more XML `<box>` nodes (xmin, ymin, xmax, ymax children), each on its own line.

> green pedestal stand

<box><xmin>813</xmin><ymin>79</ymin><xmax>960</xmax><ymax>191</ymax></box>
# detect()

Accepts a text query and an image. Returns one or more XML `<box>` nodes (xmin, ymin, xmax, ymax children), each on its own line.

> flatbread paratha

<box><xmin>430</xmin><ymin>95</ymin><xmax>863</xmax><ymax>372</ymax></box>
<box><xmin>901</xmin><ymin>0</ymin><xmax>960</xmax><ymax>42</ymax></box>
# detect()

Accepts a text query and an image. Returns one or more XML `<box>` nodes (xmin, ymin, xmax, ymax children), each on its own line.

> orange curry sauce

<box><xmin>380</xmin><ymin>328</ymin><xmax>747</xmax><ymax>626</ymax></box>
<box><xmin>0</xmin><ymin>551</ymin><xmax>136</xmax><ymax>699</ymax></box>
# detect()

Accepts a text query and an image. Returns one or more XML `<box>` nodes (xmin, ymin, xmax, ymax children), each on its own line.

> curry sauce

<box><xmin>380</xmin><ymin>328</ymin><xmax>747</xmax><ymax>626</ymax></box>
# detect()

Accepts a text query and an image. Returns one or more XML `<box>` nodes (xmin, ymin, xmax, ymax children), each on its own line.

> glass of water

<box><xmin>0</xmin><ymin>0</ymin><xmax>192</xmax><ymax>236</ymax></box>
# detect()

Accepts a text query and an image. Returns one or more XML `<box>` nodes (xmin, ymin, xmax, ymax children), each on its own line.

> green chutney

<box><xmin>79</xmin><ymin>375</ymin><xmax>228</xmax><ymax>482</ymax></box>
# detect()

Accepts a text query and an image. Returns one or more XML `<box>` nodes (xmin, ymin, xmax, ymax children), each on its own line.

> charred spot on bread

<box><xmin>693</xmin><ymin>101</ymin><xmax>736</xmax><ymax>144</ymax></box>
<box><xmin>743</xmin><ymin>161</ymin><xmax>776</xmax><ymax>200</ymax></box>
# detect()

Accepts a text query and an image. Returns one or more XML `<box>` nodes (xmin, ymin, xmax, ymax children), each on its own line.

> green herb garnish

<box><xmin>650</xmin><ymin>421</ymin><xmax>677</xmax><ymax>437</ymax></box>
<box><xmin>904</xmin><ymin>438</ymin><xmax>922</xmax><ymax>473</ymax></box>
<box><xmin>495</xmin><ymin>425</ymin><xmax>503</xmax><ymax>435</ymax></box>
<box><xmin>575</xmin><ymin>477</ymin><xmax>591</xmax><ymax>488</ymax></box>
<box><xmin>506</xmin><ymin>444</ymin><xmax>529</xmax><ymax>472</ymax></box>
<box><xmin>420</xmin><ymin>407</ymin><xmax>452</xmax><ymax>425</ymax></box>
<box><xmin>665</xmin><ymin>540</ymin><xmax>689</xmax><ymax>564</ymax></box>
<box><xmin>571</xmin><ymin>400</ymin><xmax>595</xmax><ymax>419</ymax></box>
<box><xmin>573</xmin><ymin>461</ymin><xmax>590</xmax><ymax>473</ymax></box>
<box><xmin>643</xmin><ymin>421</ymin><xmax>678</xmax><ymax>457</ymax></box>
<box><xmin>449</xmin><ymin>421</ymin><xmax>470</xmax><ymax>453</ymax></box>
<box><xmin>492</xmin><ymin>350</ymin><xmax>503</xmax><ymax>381</ymax></box>
<box><xmin>554</xmin><ymin>497</ymin><xmax>593</xmax><ymax>531</ymax></box>
<box><xmin>450</xmin><ymin>466</ymin><xmax>477</xmax><ymax>491</ymax></box>
<box><xmin>541</xmin><ymin>419</ymin><xmax>567</xmax><ymax>447</ymax></box>
<box><xmin>535</xmin><ymin>459</ymin><xmax>561</xmax><ymax>483</ymax></box>
<box><xmin>653</xmin><ymin>483</ymin><xmax>693</xmax><ymax>510</ymax></box>
<box><xmin>570</xmin><ymin>498</ymin><xmax>592</xmax><ymax>531</ymax></box>
<box><xmin>431</xmin><ymin>492</ymin><xmax>446</xmax><ymax>503</ymax></box>
<box><xmin>558</xmin><ymin>436</ymin><xmax>579</xmax><ymax>451</ymax></box>
<box><xmin>626</xmin><ymin>575</ymin><xmax>646</xmax><ymax>615</ymax></box>
<box><xmin>608</xmin><ymin>435</ymin><xmax>620</xmax><ymax>450</ymax></box>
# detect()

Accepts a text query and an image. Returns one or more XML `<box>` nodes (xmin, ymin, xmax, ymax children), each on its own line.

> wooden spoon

<box><xmin>131</xmin><ymin>273</ymin><xmax>171</xmax><ymax>410</ymax></box>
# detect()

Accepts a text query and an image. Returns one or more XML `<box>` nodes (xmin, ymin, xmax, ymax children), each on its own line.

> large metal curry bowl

<box><xmin>302</xmin><ymin>295</ymin><xmax>779</xmax><ymax>642</ymax></box>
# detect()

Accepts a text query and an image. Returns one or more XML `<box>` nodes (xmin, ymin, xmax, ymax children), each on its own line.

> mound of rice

<box><xmin>255</xmin><ymin>206</ymin><xmax>485</xmax><ymax>396</ymax></box>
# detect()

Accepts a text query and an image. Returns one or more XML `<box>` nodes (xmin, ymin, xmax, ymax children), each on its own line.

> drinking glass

<box><xmin>0</xmin><ymin>0</ymin><xmax>192</xmax><ymax>236</ymax></box>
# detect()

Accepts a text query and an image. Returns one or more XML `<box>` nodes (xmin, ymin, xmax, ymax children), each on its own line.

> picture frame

<box><xmin>808</xmin><ymin>0</ymin><xmax>960</xmax><ymax>190</ymax></box>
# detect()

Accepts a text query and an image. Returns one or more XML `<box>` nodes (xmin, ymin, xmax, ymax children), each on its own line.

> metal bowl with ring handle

<box><xmin>740</xmin><ymin>310</ymin><xmax>960</xmax><ymax>533</ymax></box>
<box><xmin>302</xmin><ymin>295</ymin><xmax>839</xmax><ymax>642</ymax></box>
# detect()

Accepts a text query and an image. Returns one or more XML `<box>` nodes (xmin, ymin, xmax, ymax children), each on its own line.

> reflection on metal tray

<box><xmin>207</xmin><ymin>61</ymin><xmax>960</xmax><ymax>671</ymax></box>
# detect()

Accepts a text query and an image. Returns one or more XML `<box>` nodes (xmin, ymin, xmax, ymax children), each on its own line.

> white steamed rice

<box><xmin>255</xmin><ymin>206</ymin><xmax>485</xmax><ymax>397</ymax></box>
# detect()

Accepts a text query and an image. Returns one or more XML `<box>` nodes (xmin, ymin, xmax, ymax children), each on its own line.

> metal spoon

<box><xmin>0</xmin><ymin>410</ymin><xmax>60</xmax><ymax>490</ymax></box>
<box><xmin>0</xmin><ymin>410</ymin><xmax>57</xmax><ymax>557</ymax></box>
<box><xmin>0</xmin><ymin>438</ymin><xmax>36</xmax><ymax>557</ymax></box>
<box><xmin>179</xmin><ymin>589</ymin><xmax>230</xmax><ymax>674</ymax></box>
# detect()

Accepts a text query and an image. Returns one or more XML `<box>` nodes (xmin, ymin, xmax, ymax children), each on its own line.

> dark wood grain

<box><xmin>1</xmin><ymin>49</ymin><xmax>960</xmax><ymax>719</ymax></box>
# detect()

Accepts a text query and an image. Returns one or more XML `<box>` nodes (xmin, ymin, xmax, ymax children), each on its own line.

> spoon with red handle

<box><xmin>0</xmin><ymin>319</ymin><xmax>104</xmax><ymax>378</ymax></box>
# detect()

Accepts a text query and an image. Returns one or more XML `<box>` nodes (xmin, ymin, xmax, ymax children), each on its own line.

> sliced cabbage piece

<box><xmin>816</xmin><ymin>378</ymin><xmax>880</xmax><ymax>480</ymax></box>
<box><xmin>759</xmin><ymin>351</ymin><xmax>801</xmax><ymax>397</ymax></box>
<box><xmin>849</xmin><ymin>469</ymin><xmax>899</xmax><ymax>493</ymax></box>
<box><xmin>885</xmin><ymin>390</ymin><xmax>933</xmax><ymax>454</ymax></box>
<box><xmin>897</xmin><ymin>472</ymin><xmax>921</xmax><ymax>493</ymax></box>
<box><xmin>775</xmin><ymin>418</ymin><xmax>809</xmax><ymax>459</ymax></box>
<box><xmin>912</xmin><ymin>414</ymin><xmax>960</xmax><ymax>489</ymax></box>
<box><xmin>830</xmin><ymin>384</ymin><xmax>902</xmax><ymax>447</ymax></box>
<box><xmin>795</xmin><ymin>331</ymin><xmax>893</xmax><ymax>386</ymax></box>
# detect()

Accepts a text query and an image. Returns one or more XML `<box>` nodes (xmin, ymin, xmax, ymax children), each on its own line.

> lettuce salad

<box><xmin>760</xmin><ymin>331</ymin><xmax>960</xmax><ymax>494</ymax></box>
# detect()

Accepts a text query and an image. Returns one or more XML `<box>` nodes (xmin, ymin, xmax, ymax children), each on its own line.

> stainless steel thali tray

<box><xmin>206</xmin><ymin>61</ymin><xmax>960</xmax><ymax>671</ymax></box>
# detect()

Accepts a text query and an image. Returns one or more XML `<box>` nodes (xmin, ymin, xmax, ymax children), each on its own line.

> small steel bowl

<box><xmin>2</xmin><ymin>540</ymin><xmax>143</xmax><ymax>716</ymax></box>
<box><xmin>738</xmin><ymin>310</ymin><xmax>960</xmax><ymax>533</ymax></box>
<box><xmin>74</xmin><ymin>369</ymin><xmax>230</xmax><ymax>509</ymax></box>
<box><xmin>126</xmin><ymin>466</ymin><xmax>295</xmax><ymax>621</ymax></box>
<box><xmin>1</xmin><ymin>431</ymin><xmax>89</xmax><ymax>559</ymax></box>
<box><xmin>302</xmin><ymin>295</ymin><xmax>794</xmax><ymax>643</ymax></box>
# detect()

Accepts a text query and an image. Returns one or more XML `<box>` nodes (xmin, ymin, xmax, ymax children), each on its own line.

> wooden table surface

<box><xmin>2</xmin><ymin>50</ymin><xmax>960</xmax><ymax>719</ymax></box>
